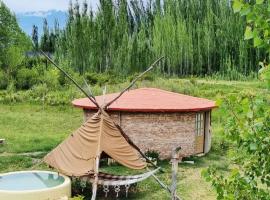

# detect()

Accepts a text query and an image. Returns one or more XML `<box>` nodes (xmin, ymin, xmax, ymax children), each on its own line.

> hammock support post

<box><xmin>91</xmin><ymin>156</ymin><xmax>100</xmax><ymax>200</ymax></box>
<box><xmin>151</xmin><ymin>174</ymin><xmax>181</xmax><ymax>200</ymax></box>
<box><xmin>171</xmin><ymin>147</ymin><xmax>182</xmax><ymax>200</ymax></box>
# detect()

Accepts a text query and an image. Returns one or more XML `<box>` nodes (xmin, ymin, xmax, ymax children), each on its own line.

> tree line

<box><xmin>53</xmin><ymin>0</ymin><xmax>265</xmax><ymax>76</ymax></box>
<box><xmin>0</xmin><ymin>0</ymin><xmax>266</xmax><ymax>91</ymax></box>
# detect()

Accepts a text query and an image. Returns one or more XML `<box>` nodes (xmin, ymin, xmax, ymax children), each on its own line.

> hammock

<box><xmin>81</xmin><ymin>167</ymin><xmax>160</xmax><ymax>186</ymax></box>
<box><xmin>80</xmin><ymin>168</ymin><xmax>160</xmax><ymax>198</ymax></box>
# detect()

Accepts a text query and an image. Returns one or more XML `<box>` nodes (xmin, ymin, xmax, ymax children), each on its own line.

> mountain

<box><xmin>16</xmin><ymin>10</ymin><xmax>68</xmax><ymax>36</ymax></box>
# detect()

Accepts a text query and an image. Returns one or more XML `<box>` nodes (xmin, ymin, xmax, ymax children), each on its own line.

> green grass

<box><xmin>0</xmin><ymin>78</ymin><xmax>264</xmax><ymax>200</ymax></box>
<box><xmin>0</xmin><ymin>104</ymin><xmax>82</xmax><ymax>153</ymax></box>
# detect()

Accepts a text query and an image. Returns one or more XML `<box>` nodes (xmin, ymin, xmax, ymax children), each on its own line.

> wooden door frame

<box><xmin>195</xmin><ymin>112</ymin><xmax>205</xmax><ymax>154</ymax></box>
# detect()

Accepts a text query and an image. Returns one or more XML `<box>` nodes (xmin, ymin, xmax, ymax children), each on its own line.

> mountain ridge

<box><xmin>16</xmin><ymin>10</ymin><xmax>67</xmax><ymax>36</ymax></box>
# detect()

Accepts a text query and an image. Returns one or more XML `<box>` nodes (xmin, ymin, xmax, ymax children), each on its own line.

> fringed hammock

<box><xmin>81</xmin><ymin>168</ymin><xmax>160</xmax><ymax>186</ymax></box>
<box><xmin>79</xmin><ymin>168</ymin><xmax>160</xmax><ymax>198</ymax></box>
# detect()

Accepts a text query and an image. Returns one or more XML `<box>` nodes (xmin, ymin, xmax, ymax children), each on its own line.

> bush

<box><xmin>71</xmin><ymin>178</ymin><xmax>92</xmax><ymax>199</ymax></box>
<box><xmin>70</xmin><ymin>195</ymin><xmax>85</xmax><ymax>200</ymax></box>
<box><xmin>16</xmin><ymin>68</ymin><xmax>39</xmax><ymax>89</ymax></box>
<box><xmin>57</xmin><ymin>66</ymin><xmax>81</xmax><ymax>86</ymax></box>
<box><xmin>41</xmin><ymin>69</ymin><xmax>60</xmax><ymax>89</ymax></box>
<box><xmin>145</xmin><ymin>149</ymin><xmax>160</xmax><ymax>161</ymax></box>
<box><xmin>128</xmin><ymin>72</ymin><xmax>156</xmax><ymax>82</ymax></box>
<box><xmin>29</xmin><ymin>84</ymin><xmax>49</xmax><ymax>103</ymax></box>
<box><xmin>85</xmin><ymin>72</ymin><xmax>99</xmax><ymax>85</ymax></box>
<box><xmin>0</xmin><ymin>70</ymin><xmax>8</xmax><ymax>89</ymax></box>
<box><xmin>85</xmin><ymin>72</ymin><xmax>120</xmax><ymax>86</ymax></box>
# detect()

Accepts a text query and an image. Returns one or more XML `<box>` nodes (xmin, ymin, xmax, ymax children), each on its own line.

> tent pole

<box><xmin>40</xmin><ymin>51</ymin><xmax>100</xmax><ymax>109</ymax></box>
<box><xmin>104</xmin><ymin>56</ymin><xmax>164</xmax><ymax>108</ymax></box>
<box><xmin>91</xmin><ymin>156</ymin><xmax>100</xmax><ymax>200</ymax></box>
<box><xmin>92</xmin><ymin>87</ymin><xmax>107</xmax><ymax>200</ymax></box>
<box><xmin>115</xmin><ymin>123</ymin><xmax>164</xmax><ymax>172</ymax></box>
<box><xmin>83</xmin><ymin>78</ymin><xmax>96</xmax><ymax>102</ymax></box>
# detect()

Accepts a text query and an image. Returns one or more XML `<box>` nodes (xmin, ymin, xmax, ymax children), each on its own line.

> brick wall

<box><xmin>83</xmin><ymin>109</ymin><xmax>197</xmax><ymax>159</ymax></box>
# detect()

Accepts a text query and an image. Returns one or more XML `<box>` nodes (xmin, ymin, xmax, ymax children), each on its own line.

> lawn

<box><xmin>0</xmin><ymin>78</ymin><xmax>264</xmax><ymax>200</ymax></box>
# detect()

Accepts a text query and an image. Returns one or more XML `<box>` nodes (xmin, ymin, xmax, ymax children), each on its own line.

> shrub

<box><xmin>16</xmin><ymin>68</ymin><xmax>39</xmax><ymax>89</ymax></box>
<box><xmin>57</xmin><ymin>66</ymin><xmax>81</xmax><ymax>87</ymax></box>
<box><xmin>29</xmin><ymin>84</ymin><xmax>49</xmax><ymax>103</ymax></box>
<box><xmin>0</xmin><ymin>70</ymin><xmax>8</xmax><ymax>89</ymax></box>
<box><xmin>128</xmin><ymin>72</ymin><xmax>155</xmax><ymax>82</ymax></box>
<box><xmin>70</xmin><ymin>195</ymin><xmax>85</xmax><ymax>200</ymax></box>
<box><xmin>41</xmin><ymin>69</ymin><xmax>60</xmax><ymax>89</ymax></box>
<box><xmin>145</xmin><ymin>150</ymin><xmax>160</xmax><ymax>161</ymax></box>
<box><xmin>71</xmin><ymin>178</ymin><xmax>92</xmax><ymax>199</ymax></box>
<box><xmin>85</xmin><ymin>72</ymin><xmax>112</xmax><ymax>86</ymax></box>
<box><xmin>85</xmin><ymin>72</ymin><xmax>99</xmax><ymax>85</ymax></box>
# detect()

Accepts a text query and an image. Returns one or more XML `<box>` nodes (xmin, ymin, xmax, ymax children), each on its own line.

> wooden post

<box><xmin>151</xmin><ymin>173</ymin><xmax>181</xmax><ymax>200</ymax></box>
<box><xmin>171</xmin><ymin>147</ymin><xmax>182</xmax><ymax>200</ymax></box>
<box><xmin>91</xmin><ymin>156</ymin><xmax>100</xmax><ymax>200</ymax></box>
<box><xmin>91</xmin><ymin>87</ymin><xmax>106</xmax><ymax>200</ymax></box>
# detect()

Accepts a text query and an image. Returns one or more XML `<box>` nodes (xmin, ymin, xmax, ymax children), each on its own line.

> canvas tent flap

<box><xmin>100</xmin><ymin>112</ymin><xmax>147</xmax><ymax>169</ymax></box>
<box><xmin>44</xmin><ymin>111</ymin><xmax>146</xmax><ymax>176</ymax></box>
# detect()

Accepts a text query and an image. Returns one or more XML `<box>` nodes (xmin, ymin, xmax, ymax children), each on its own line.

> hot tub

<box><xmin>0</xmin><ymin>170</ymin><xmax>71</xmax><ymax>200</ymax></box>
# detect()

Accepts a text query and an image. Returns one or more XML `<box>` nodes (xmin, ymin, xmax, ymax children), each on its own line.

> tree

<box><xmin>202</xmin><ymin>1</ymin><xmax>270</xmax><ymax>199</ymax></box>
<box><xmin>32</xmin><ymin>25</ymin><xmax>39</xmax><ymax>50</ymax></box>
<box><xmin>55</xmin><ymin>0</ymin><xmax>263</xmax><ymax>77</ymax></box>
<box><xmin>0</xmin><ymin>1</ymin><xmax>31</xmax><ymax>81</ymax></box>
<box><xmin>233</xmin><ymin>0</ymin><xmax>270</xmax><ymax>87</ymax></box>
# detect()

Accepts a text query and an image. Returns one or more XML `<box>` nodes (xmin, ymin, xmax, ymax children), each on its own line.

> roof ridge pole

<box><xmin>104</xmin><ymin>56</ymin><xmax>164</xmax><ymax>109</ymax></box>
<box><xmin>40</xmin><ymin>51</ymin><xmax>100</xmax><ymax>109</ymax></box>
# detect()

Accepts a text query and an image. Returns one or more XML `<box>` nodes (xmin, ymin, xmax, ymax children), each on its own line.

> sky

<box><xmin>2</xmin><ymin>0</ymin><xmax>99</xmax><ymax>13</ymax></box>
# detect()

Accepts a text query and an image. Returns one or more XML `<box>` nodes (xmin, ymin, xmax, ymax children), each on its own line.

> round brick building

<box><xmin>72</xmin><ymin>88</ymin><xmax>216</xmax><ymax>159</ymax></box>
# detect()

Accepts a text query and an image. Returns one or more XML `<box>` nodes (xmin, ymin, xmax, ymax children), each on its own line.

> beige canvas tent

<box><xmin>41</xmin><ymin>52</ymin><xmax>180</xmax><ymax>200</ymax></box>
<box><xmin>44</xmin><ymin>110</ymin><xmax>146</xmax><ymax>176</ymax></box>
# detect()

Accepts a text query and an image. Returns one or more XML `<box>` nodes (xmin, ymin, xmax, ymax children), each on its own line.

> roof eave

<box><xmin>72</xmin><ymin>103</ymin><xmax>218</xmax><ymax>113</ymax></box>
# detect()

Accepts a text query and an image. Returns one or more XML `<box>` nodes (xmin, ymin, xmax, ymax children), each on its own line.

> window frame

<box><xmin>195</xmin><ymin>112</ymin><xmax>204</xmax><ymax>136</ymax></box>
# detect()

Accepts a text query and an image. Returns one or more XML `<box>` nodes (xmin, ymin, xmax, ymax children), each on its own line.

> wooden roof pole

<box><xmin>104</xmin><ymin>56</ymin><xmax>164</xmax><ymax>109</ymax></box>
<box><xmin>40</xmin><ymin>51</ymin><xmax>100</xmax><ymax>109</ymax></box>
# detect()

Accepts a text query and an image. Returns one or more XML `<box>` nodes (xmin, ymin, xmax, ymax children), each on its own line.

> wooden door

<box><xmin>195</xmin><ymin>112</ymin><xmax>205</xmax><ymax>154</ymax></box>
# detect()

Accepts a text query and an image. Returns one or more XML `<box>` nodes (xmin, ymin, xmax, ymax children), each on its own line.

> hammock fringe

<box><xmin>80</xmin><ymin>168</ymin><xmax>160</xmax><ymax>186</ymax></box>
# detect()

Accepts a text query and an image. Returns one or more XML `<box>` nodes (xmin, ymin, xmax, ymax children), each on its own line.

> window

<box><xmin>195</xmin><ymin>113</ymin><xmax>204</xmax><ymax>136</ymax></box>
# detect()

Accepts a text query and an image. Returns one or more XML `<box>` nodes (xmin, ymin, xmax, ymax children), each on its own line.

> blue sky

<box><xmin>2</xmin><ymin>0</ymin><xmax>99</xmax><ymax>13</ymax></box>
